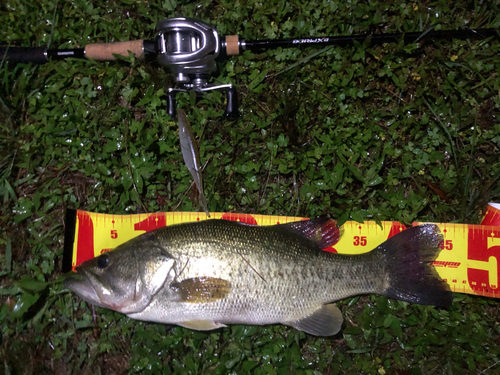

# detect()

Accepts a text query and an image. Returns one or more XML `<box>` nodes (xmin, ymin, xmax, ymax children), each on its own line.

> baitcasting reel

<box><xmin>155</xmin><ymin>18</ymin><xmax>239</xmax><ymax>118</ymax></box>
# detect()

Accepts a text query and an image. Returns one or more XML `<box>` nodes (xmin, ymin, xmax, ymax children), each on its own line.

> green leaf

<box><xmin>242</xmin><ymin>360</ymin><xmax>259</xmax><ymax>371</ymax></box>
<box><xmin>11</xmin><ymin>293</ymin><xmax>40</xmax><ymax>319</ymax></box>
<box><xmin>5</xmin><ymin>238</ymin><xmax>12</xmax><ymax>273</ymax></box>
<box><xmin>103</xmin><ymin>140</ymin><xmax>119</xmax><ymax>154</ymax></box>
<box><xmin>0</xmin><ymin>286</ymin><xmax>21</xmax><ymax>295</ymax></box>
<box><xmin>15</xmin><ymin>276</ymin><xmax>48</xmax><ymax>293</ymax></box>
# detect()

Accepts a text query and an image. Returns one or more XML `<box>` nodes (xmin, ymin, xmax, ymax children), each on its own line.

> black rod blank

<box><xmin>243</xmin><ymin>28</ymin><xmax>499</xmax><ymax>51</ymax></box>
<box><xmin>0</xmin><ymin>46</ymin><xmax>86</xmax><ymax>64</ymax></box>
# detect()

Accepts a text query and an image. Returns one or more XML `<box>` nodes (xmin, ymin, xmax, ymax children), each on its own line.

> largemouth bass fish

<box><xmin>64</xmin><ymin>218</ymin><xmax>452</xmax><ymax>336</ymax></box>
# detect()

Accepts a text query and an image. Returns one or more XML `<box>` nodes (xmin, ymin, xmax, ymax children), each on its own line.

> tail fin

<box><xmin>378</xmin><ymin>225</ymin><xmax>453</xmax><ymax>307</ymax></box>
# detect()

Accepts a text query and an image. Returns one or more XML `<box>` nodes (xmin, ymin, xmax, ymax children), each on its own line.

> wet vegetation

<box><xmin>1</xmin><ymin>0</ymin><xmax>500</xmax><ymax>373</ymax></box>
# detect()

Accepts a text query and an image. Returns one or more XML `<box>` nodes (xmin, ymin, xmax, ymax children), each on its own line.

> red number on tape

<box><xmin>353</xmin><ymin>236</ymin><xmax>367</xmax><ymax>246</ymax></box>
<box><xmin>467</xmin><ymin>227</ymin><xmax>500</xmax><ymax>295</ymax></box>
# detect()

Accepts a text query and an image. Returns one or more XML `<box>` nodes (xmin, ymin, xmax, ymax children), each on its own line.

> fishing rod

<box><xmin>1</xmin><ymin>17</ymin><xmax>498</xmax><ymax>117</ymax></box>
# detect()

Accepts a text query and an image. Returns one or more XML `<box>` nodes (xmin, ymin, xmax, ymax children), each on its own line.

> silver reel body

<box><xmin>155</xmin><ymin>17</ymin><xmax>238</xmax><ymax>117</ymax></box>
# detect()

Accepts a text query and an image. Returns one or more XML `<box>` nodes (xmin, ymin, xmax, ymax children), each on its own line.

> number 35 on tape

<box><xmin>63</xmin><ymin>203</ymin><xmax>500</xmax><ymax>299</ymax></box>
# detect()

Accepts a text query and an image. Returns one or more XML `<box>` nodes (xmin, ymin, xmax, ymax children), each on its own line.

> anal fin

<box><xmin>284</xmin><ymin>304</ymin><xmax>343</xmax><ymax>336</ymax></box>
<box><xmin>178</xmin><ymin>320</ymin><xmax>227</xmax><ymax>331</ymax></box>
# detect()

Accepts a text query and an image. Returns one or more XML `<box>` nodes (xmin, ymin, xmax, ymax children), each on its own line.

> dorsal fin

<box><xmin>279</xmin><ymin>216</ymin><xmax>342</xmax><ymax>248</ymax></box>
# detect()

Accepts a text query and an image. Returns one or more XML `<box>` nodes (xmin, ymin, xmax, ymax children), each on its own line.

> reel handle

<box><xmin>167</xmin><ymin>85</ymin><xmax>239</xmax><ymax>118</ymax></box>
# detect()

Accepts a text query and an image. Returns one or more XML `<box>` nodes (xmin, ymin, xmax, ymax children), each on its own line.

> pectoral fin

<box><xmin>178</xmin><ymin>320</ymin><xmax>227</xmax><ymax>331</ymax></box>
<box><xmin>284</xmin><ymin>304</ymin><xmax>343</xmax><ymax>336</ymax></box>
<box><xmin>170</xmin><ymin>277</ymin><xmax>231</xmax><ymax>303</ymax></box>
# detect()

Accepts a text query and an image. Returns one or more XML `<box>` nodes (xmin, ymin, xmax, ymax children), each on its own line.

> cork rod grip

<box><xmin>225</xmin><ymin>35</ymin><xmax>240</xmax><ymax>55</ymax></box>
<box><xmin>84</xmin><ymin>40</ymin><xmax>144</xmax><ymax>60</ymax></box>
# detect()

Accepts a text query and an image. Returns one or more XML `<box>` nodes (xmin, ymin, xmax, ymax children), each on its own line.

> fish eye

<box><xmin>97</xmin><ymin>254</ymin><xmax>110</xmax><ymax>269</ymax></box>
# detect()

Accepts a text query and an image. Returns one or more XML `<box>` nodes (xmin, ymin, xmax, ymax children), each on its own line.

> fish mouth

<box><xmin>64</xmin><ymin>271</ymin><xmax>106</xmax><ymax>308</ymax></box>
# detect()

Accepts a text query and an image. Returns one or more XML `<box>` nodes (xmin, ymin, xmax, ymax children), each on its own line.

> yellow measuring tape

<box><xmin>63</xmin><ymin>203</ymin><xmax>500</xmax><ymax>299</ymax></box>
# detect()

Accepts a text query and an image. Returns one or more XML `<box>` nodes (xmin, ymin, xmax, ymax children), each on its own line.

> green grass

<box><xmin>1</xmin><ymin>0</ymin><xmax>500</xmax><ymax>373</ymax></box>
